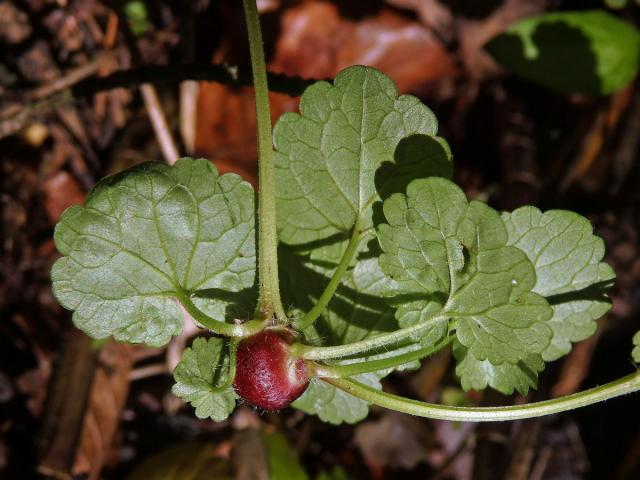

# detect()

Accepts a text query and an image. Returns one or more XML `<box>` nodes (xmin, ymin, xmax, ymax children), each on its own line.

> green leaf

<box><xmin>377</xmin><ymin>177</ymin><xmax>553</xmax><ymax>363</ymax></box>
<box><xmin>280</xmin><ymin>247</ymin><xmax>399</xmax><ymax>350</ymax></box>
<box><xmin>51</xmin><ymin>158</ymin><xmax>255</xmax><ymax>346</ymax></box>
<box><xmin>275</xmin><ymin>65</ymin><xmax>451</xmax><ymax>247</ymax></box>
<box><xmin>633</xmin><ymin>331</ymin><xmax>640</xmax><ymax>364</ymax></box>
<box><xmin>293</xmin><ymin>373</ymin><xmax>383</xmax><ymax>425</ymax></box>
<box><xmin>502</xmin><ymin>207</ymin><xmax>615</xmax><ymax>361</ymax></box>
<box><xmin>172</xmin><ymin>337</ymin><xmax>237</xmax><ymax>421</ymax></box>
<box><xmin>453</xmin><ymin>341</ymin><xmax>544</xmax><ymax>396</ymax></box>
<box><xmin>486</xmin><ymin>10</ymin><xmax>640</xmax><ymax>95</ymax></box>
<box><xmin>281</xmin><ymin>247</ymin><xmax>402</xmax><ymax>424</ymax></box>
<box><xmin>262</xmin><ymin>431</ymin><xmax>309</xmax><ymax>480</ymax></box>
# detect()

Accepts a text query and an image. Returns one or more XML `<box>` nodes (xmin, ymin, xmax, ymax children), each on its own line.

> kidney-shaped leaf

<box><xmin>275</xmin><ymin>65</ymin><xmax>451</xmax><ymax>246</ymax></box>
<box><xmin>502</xmin><ymin>207</ymin><xmax>615</xmax><ymax>360</ymax></box>
<box><xmin>377</xmin><ymin>177</ymin><xmax>553</xmax><ymax>364</ymax></box>
<box><xmin>52</xmin><ymin>158</ymin><xmax>255</xmax><ymax>346</ymax></box>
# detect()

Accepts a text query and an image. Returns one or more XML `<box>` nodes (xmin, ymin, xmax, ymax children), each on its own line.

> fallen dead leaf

<box><xmin>40</xmin><ymin>171</ymin><xmax>85</xmax><ymax>224</ymax></box>
<box><xmin>72</xmin><ymin>343</ymin><xmax>134</xmax><ymax>480</ymax></box>
<box><xmin>272</xmin><ymin>1</ymin><xmax>457</xmax><ymax>93</ymax></box>
<box><xmin>196</xmin><ymin>1</ymin><xmax>457</xmax><ymax>179</ymax></box>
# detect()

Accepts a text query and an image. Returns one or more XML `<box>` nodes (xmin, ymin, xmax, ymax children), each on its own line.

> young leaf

<box><xmin>274</xmin><ymin>65</ymin><xmax>451</xmax><ymax>247</ymax></box>
<box><xmin>453</xmin><ymin>341</ymin><xmax>544</xmax><ymax>396</ymax></box>
<box><xmin>633</xmin><ymin>331</ymin><xmax>640</xmax><ymax>364</ymax></box>
<box><xmin>377</xmin><ymin>177</ymin><xmax>553</xmax><ymax>363</ymax></box>
<box><xmin>486</xmin><ymin>10</ymin><xmax>640</xmax><ymax>95</ymax></box>
<box><xmin>172</xmin><ymin>337</ymin><xmax>237</xmax><ymax>421</ymax></box>
<box><xmin>51</xmin><ymin>158</ymin><xmax>255</xmax><ymax>346</ymax></box>
<box><xmin>502</xmin><ymin>207</ymin><xmax>615</xmax><ymax>361</ymax></box>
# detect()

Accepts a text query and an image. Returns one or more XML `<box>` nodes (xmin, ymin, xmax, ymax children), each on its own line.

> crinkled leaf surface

<box><xmin>51</xmin><ymin>158</ymin><xmax>255</xmax><ymax>346</ymax></box>
<box><xmin>281</xmin><ymin>248</ymin><xmax>404</xmax><ymax>424</ymax></box>
<box><xmin>633</xmin><ymin>331</ymin><xmax>640</xmax><ymax>364</ymax></box>
<box><xmin>377</xmin><ymin>177</ymin><xmax>553</xmax><ymax>364</ymax></box>
<box><xmin>172</xmin><ymin>337</ymin><xmax>237</xmax><ymax>421</ymax></box>
<box><xmin>453</xmin><ymin>341</ymin><xmax>544</xmax><ymax>395</ymax></box>
<box><xmin>502</xmin><ymin>207</ymin><xmax>615</xmax><ymax>361</ymax></box>
<box><xmin>486</xmin><ymin>10</ymin><xmax>640</xmax><ymax>95</ymax></box>
<box><xmin>275</xmin><ymin>65</ymin><xmax>451</xmax><ymax>247</ymax></box>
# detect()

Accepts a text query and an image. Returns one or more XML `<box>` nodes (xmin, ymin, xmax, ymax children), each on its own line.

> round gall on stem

<box><xmin>233</xmin><ymin>329</ymin><xmax>310</xmax><ymax>410</ymax></box>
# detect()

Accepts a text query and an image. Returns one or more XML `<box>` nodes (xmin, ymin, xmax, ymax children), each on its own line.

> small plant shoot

<box><xmin>51</xmin><ymin>0</ymin><xmax>640</xmax><ymax>424</ymax></box>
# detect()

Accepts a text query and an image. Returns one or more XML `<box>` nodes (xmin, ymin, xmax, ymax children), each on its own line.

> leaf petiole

<box><xmin>312</xmin><ymin>335</ymin><xmax>454</xmax><ymax>378</ymax></box>
<box><xmin>177</xmin><ymin>290</ymin><xmax>267</xmax><ymax>337</ymax></box>
<box><xmin>295</xmin><ymin>221</ymin><xmax>365</xmax><ymax>331</ymax></box>
<box><xmin>220</xmin><ymin>338</ymin><xmax>239</xmax><ymax>391</ymax></box>
<box><xmin>326</xmin><ymin>370</ymin><xmax>640</xmax><ymax>422</ymax></box>
<box><xmin>291</xmin><ymin>314</ymin><xmax>449</xmax><ymax>360</ymax></box>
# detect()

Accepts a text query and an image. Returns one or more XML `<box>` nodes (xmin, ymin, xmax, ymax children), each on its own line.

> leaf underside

<box><xmin>281</xmin><ymin>247</ymin><xmax>399</xmax><ymax>424</ymax></box>
<box><xmin>378</xmin><ymin>178</ymin><xmax>553</xmax><ymax>359</ymax></box>
<box><xmin>375</xmin><ymin>177</ymin><xmax>615</xmax><ymax>394</ymax></box>
<box><xmin>51</xmin><ymin>158</ymin><xmax>256</xmax><ymax>346</ymax></box>
<box><xmin>275</xmin><ymin>65</ymin><xmax>451</xmax><ymax>247</ymax></box>
<box><xmin>276</xmin><ymin>66</ymin><xmax>453</xmax><ymax>423</ymax></box>
<box><xmin>376</xmin><ymin>177</ymin><xmax>557</xmax><ymax>394</ymax></box>
<box><xmin>49</xmin><ymin>64</ymin><xmax>618</xmax><ymax>421</ymax></box>
<box><xmin>502</xmin><ymin>207</ymin><xmax>615</xmax><ymax>361</ymax></box>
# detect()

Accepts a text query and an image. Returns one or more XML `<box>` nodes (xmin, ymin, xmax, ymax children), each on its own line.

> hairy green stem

<box><xmin>326</xmin><ymin>371</ymin><xmax>640</xmax><ymax>422</ymax></box>
<box><xmin>291</xmin><ymin>315</ymin><xmax>449</xmax><ymax>360</ymax></box>
<box><xmin>178</xmin><ymin>291</ymin><xmax>266</xmax><ymax>337</ymax></box>
<box><xmin>313</xmin><ymin>335</ymin><xmax>454</xmax><ymax>378</ymax></box>
<box><xmin>242</xmin><ymin>0</ymin><xmax>286</xmax><ymax>321</ymax></box>
<box><xmin>295</xmin><ymin>223</ymin><xmax>363</xmax><ymax>331</ymax></box>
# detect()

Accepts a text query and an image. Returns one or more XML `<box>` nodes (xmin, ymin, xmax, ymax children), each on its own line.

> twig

<box><xmin>73</xmin><ymin>63</ymin><xmax>319</xmax><ymax>97</ymax></box>
<box><xmin>139</xmin><ymin>83</ymin><xmax>180</xmax><ymax>164</ymax></box>
<box><xmin>0</xmin><ymin>64</ymin><xmax>318</xmax><ymax>140</ymax></box>
<box><xmin>179</xmin><ymin>80</ymin><xmax>198</xmax><ymax>154</ymax></box>
<box><xmin>179</xmin><ymin>0</ymin><xmax>198</xmax><ymax>154</ymax></box>
<box><xmin>28</xmin><ymin>49</ymin><xmax>123</xmax><ymax>101</ymax></box>
<box><xmin>128</xmin><ymin>363</ymin><xmax>169</xmax><ymax>381</ymax></box>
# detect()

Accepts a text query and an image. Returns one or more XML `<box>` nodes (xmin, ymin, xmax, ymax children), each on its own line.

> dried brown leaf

<box><xmin>72</xmin><ymin>343</ymin><xmax>134</xmax><ymax>480</ymax></box>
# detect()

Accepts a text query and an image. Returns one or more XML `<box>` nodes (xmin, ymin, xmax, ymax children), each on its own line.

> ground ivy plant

<box><xmin>51</xmin><ymin>0</ymin><xmax>640</xmax><ymax>425</ymax></box>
